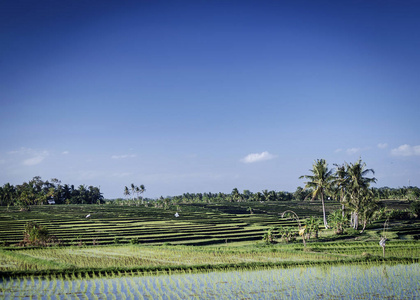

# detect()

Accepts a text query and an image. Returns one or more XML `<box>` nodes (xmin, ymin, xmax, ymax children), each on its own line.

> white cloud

<box><xmin>346</xmin><ymin>148</ymin><xmax>360</xmax><ymax>155</ymax></box>
<box><xmin>241</xmin><ymin>151</ymin><xmax>277</xmax><ymax>163</ymax></box>
<box><xmin>111</xmin><ymin>154</ymin><xmax>136</xmax><ymax>159</ymax></box>
<box><xmin>23</xmin><ymin>154</ymin><xmax>48</xmax><ymax>166</ymax></box>
<box><xmin>391</xmin><ymin>144</ymin><xmax>420</xmax><ymax>157</ymax></box>
<box><xmin>377</xmin><ymin>143</ymin><xmax>388</xmax><ymax>149</ymax></box>
<box><xmin>8</xmin><ymin>148</ymin><xmax>49</xmax><ymax>166</ymax></box>
<box><xmin>334</xmin><ymin>148</ymin><xmax>343</xmax><ymax>153</ymax></box>
<box><xmin>62</xmin><ymin>151</ymin><xmax>70</xmax><ymax>155</ymax></box>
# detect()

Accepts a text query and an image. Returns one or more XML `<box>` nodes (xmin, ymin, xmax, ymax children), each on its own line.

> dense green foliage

<box><xmin>0</xmin><ymin>176</ymin><xmax>104</xmax><ymax>208</ymax></box>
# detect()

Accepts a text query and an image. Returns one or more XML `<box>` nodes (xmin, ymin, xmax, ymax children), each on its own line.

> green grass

<box><xmin>0</xmin><ymin>242</ymin><xmax>418</xmax><ymax>278</ymax></box>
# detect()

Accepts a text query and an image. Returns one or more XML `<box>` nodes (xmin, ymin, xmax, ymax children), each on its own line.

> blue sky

<box><xmin>1</xmin><ymin>0</ymin><xmax>419</xmax><ymax>198</ymax></box>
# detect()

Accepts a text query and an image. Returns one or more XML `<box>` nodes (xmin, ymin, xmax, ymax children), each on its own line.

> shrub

<box><xmin>130</xmin><ymin>237</ymin><xmax>140</xmax><ymax>244</ymax></box>
<box><xmin>20</xmin><ymin>221</ymin><xmax>59</xmax><ymax>247</ymax></box>
<box><xmin>262</xmin><ymin>227</ymin><xmax>277</xmax><ymax>244</ymax></box>
<box><xmin>277</xmin><ymin>226</ymin><xmax>296</xmax><ymax>243</ymax></box>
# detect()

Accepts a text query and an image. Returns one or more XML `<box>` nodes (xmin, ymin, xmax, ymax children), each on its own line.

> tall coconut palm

<box><xmin>130</xmin><ymin>183</ymin><xmax>136</xmax><ymax>200</ymax></box>
<box><xmin>299</xmin><ymin>159</ymin><xmax>335</xmax><ymax>229</ymax></box>
<box><xmin>124</xmin><ymin>186</ymin><xmax>130</xmax><ymax>199</ymax></box>
<box><xmin>344</xmin><ymin>159</ymin><xmax>376</xmax><ymax>229</ymax></box>
<box><xmin>136</xmin><ymin>184</ymin><xmax>146</xmax><ymax>204</ymax></box>
<box><xmin>139</xmin><ymin>184</ymin><xmax>146</xmax><ymax>194</ymax></box>
<box><xmin>333</xmin><ymin>163</ymin><xmax>350</xmax><ymax>217</ymax></box>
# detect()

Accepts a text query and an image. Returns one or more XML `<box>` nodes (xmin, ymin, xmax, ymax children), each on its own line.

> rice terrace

<box><xmin>2</xmin><ymin>0</ymin><xmax>420</xmax><ymax>298</ymax></box>
<box><xmin>0</xmin><ymin>172</ymin><xmax>420</xmax><ymax>299</ymax></box>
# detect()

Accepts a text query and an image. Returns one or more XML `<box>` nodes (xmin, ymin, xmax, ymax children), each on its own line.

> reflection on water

<box><xmin>1</xmin><ymin>263</ymin><xmax>419</xmax><ymax>299</ymax></box>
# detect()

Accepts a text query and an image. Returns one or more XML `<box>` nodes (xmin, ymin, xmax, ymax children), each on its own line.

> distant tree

<box><xmin>277</xmin><ymin>191</ymin><xmax>292</xmax><ymax>201</ymax></box>
<box><xmin>344</xmin><ymin>159</ymin><xmax>376</xmax><ymax>230</ymax></box>
<box><xmin>243</xmin><ymin>190</ymin><xmax>252</xmax><ymax>201</ymax></box>
<box><xmin>124</xmin><ymin>186</ymin><xmax>130</xmax><ymax>199</ymax></box>
<box><xmin>130</xmin><ymin>183</ymin><xmax>136</xmax><ymax>200</ymax></box>
<box><xmin>293</xmin><ymin>186</ymin><xmax>305</xmax><ymax>201</ymax></box>
<box><xmin>231</xmin><ymin>188</ymin><xmax>241</xmax><ymax>202</ymax></box>
<box><xmin>269</xmin><ymin>190</ymin><xmax>277</xmax><ymax>201</ymax></box>
<box><xmin>253</xmin><ymin>192</ymin><xmax>263</xmax><ymax>202</ymax></box>
<box><xmin>333</xmin><ymin>163</ymin><xmax>349</xmax><ymax>217</ymax></box>
<box><xmin>125</xmin><ymin>184</ymin><xmax>146</xmax><ymax>202</ymax></box>
<box><xmin>88</xmin><ymin>186</ymin><xmax>104</xmax><ymax>204</ymax></box>
<box><xmin>299</xmin><ymin>159</ymin><xmax>335</xmax><ymax>229</ymax></box>
<box><xmin>0</xmin><ymin>183</ymin><xmax>16</xmax><ymax>207</ymax></box>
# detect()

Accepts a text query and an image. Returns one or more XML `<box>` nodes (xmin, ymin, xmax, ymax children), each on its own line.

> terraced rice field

<box><xmin>0</xmin><ymin>203</ymin><xmax>314</xmax><ymax>247</ymax></box>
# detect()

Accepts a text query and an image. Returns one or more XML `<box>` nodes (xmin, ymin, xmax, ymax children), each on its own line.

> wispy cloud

<box><xmin>62</xmin><ymin>151</ymin><xmax>70</xmax><ymax>155</ymax></box>
<box><xmin>337</xmin><ymin>147</ymin><xmax>371</xmax><ymax>155</ymax></box>
<box><xmin>391</xmin><ymin>144</ymin><xmax>420</xmax><ymax>157</ymax></box>
<box><xmin>377</xmin><ymin>143</ymin><xmax>388</xmax><ymax>149</ymax></box>
<box><xmin>241</xmin><ymin>151</ymin><xmax>277</xmax><ymax>163</ymax></box>
<box><xmin>8</xmin><ymin>148</ymin><xmax>49</xmax><ymax>166</ymax></box>
<box><xmin>111</xmin><ymin>154</ymin><xmax>136</xmax><ymax>159</ymax></box>
<box><xmin>23</xmin><ymin>154</ymin><xmax>48</xmax><ymax>166</ymax></box>
<box><xmin>111</xmin><ymin>172</ymin><xmax>132</xmax><ymax>178</ymax></box>
<box><xmin>346</xmin><ymin>148</ymin><xmax>361</xmax><ymax>155</ymax></box>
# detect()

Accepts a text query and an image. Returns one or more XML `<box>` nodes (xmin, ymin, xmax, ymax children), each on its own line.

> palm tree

<box><xmin>299</xmin><ymin>159</ymin><xmax>335</xmax><ymax>229</ymax></box>
<box><xmin>344</xmin><ymin>159</ymin><xmax>376</xmax><ymax>230</ymax></box>
<box><xmin>137</xmin><ymin>184</ymin><xmax>146</xmax><ymax>204</ymax></box>
<box><xmin>333</xmin><ymin>163</ymin><xmax>350</xmax><ymax>217</ymax></box>
<box><xmin>124</xmin><ymin>186</ymin><xmax>130</xmax><ymax>199</ymax></box>
<box><xmin>130</xmin><ymin>183</ymin><xmax>136</xmax><ymax>200</ymax></box>
<box><xmin>253</xmin><ymin>192</ymin><xmax>263</xmax><ymax>202</ymax></box>
<box><xmin>359</xmin><ymin>192</ymin><xmax>379</xmax><ymax>233</ymax></box>
<box><xmin>231</xmin><ymin>188</ymin><xmax>241</xmax><ymax>202</ymax></box>
<box><xmin>262</xmin><ymin>189</ymin><xmax>271</xmax><ymax>202</ymax></box>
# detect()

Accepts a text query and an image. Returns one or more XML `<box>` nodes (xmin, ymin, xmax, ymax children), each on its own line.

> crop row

<box><xmin>0</xmin><ymin>205</ymin><xmax>303</xmax><ymax>247</ymax></box>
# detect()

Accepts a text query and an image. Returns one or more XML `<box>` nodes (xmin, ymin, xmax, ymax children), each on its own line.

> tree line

<box><xmin>0</xmin><ymin>176</ymin><xmax>104</xmax><ymax>209</ymax></box>
<box><xmin>160</xmin><ymin>189</ymin><xmax>297</xmax><ymax>203</ymax></box>
<box><xmin>114</xmin><ymin>159</ymin><xmax>419</xmax><ymax>233</ymax></box>
<box><xmin>143</xmin><ymin>185</ymin><xmax>419</xmax><ymax>206</ymax></box>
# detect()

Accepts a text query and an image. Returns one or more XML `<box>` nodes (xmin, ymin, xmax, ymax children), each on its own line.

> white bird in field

<box><xmin>174</xmin><ymin>212</ymin><xmax>179</xmax><ymax>217</ymax></box>
<box><xmin>86</xmin><ymin>214</ymin><xmax>91</xmax><ymax>218</ymax></box>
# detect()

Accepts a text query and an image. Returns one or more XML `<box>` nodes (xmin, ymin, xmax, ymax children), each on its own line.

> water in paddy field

<box><xmin>1</xmin><ymin>263</ymin><xmax>419</xmax><ymax>299</ymax></box>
